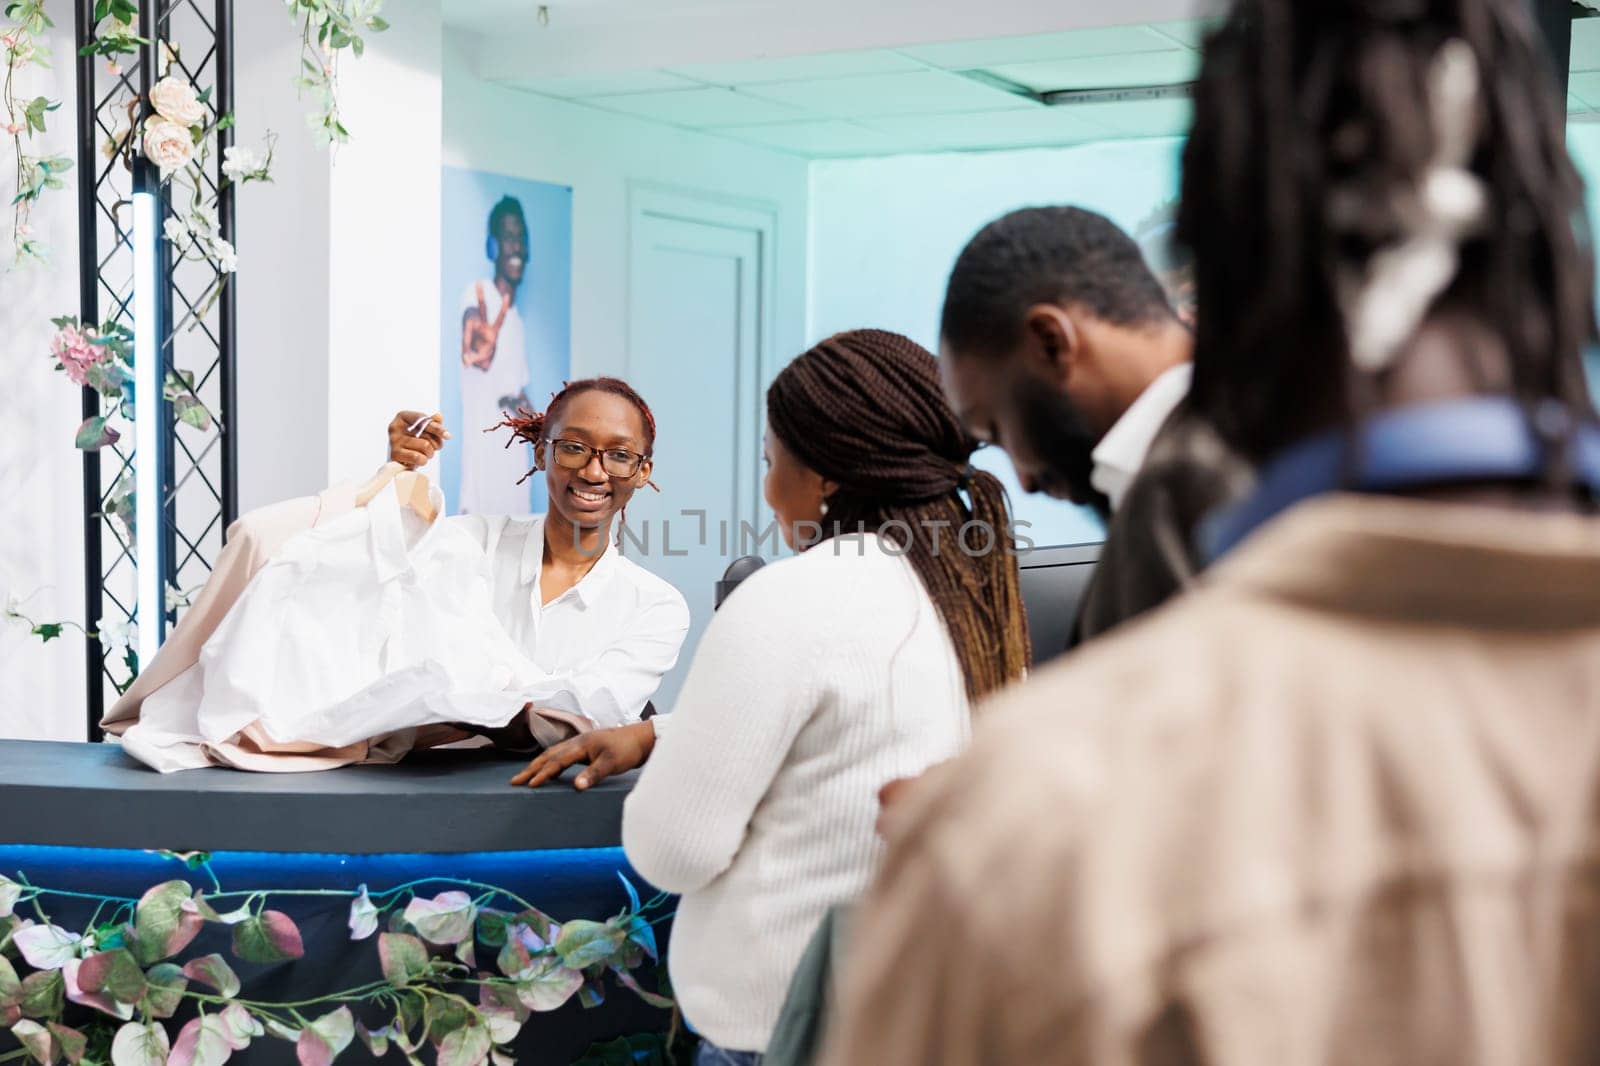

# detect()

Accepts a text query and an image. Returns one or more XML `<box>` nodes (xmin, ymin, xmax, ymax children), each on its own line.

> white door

<box><xmin>625</xmin><ymin>187</ymin><xmax>776</xmax><ymax>711</ymax></box>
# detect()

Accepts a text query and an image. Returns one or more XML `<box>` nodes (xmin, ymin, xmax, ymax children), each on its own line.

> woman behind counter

<box><xmin>514</xmin><ymin>329</ymin><xmax>1032</xmax><ymax>1062</ymax></box>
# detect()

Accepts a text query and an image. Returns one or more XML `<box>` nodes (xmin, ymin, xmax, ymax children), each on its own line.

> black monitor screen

<box><xmin>1016</xmin><ymin>543</ymin><xmax>1100</xmax><ymax>666</ymax></box>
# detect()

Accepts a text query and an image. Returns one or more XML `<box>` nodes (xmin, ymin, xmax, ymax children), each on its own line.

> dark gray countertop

<box><xmin>0</xmin><ymin>739</ymin><xmax>634</xmax><ymax>854</ymax></box>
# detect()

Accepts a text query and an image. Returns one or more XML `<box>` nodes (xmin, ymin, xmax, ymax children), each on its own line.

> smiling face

<box><xmin>494</xmin><ymin>212</ymin><xmax>528</xmax><ymax>287</ymax></box>
<box><xmin>535</xmin><ymin>389</ymin><xmax>653</xmax><ymax>531</ymax></box>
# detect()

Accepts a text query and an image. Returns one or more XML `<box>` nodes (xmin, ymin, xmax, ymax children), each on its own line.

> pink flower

<box><xmin>106</xmin><ymin>60</ymin><xmax>121</xmax><ymax>76</ymax></box>
<box><xmin>4</xmin><ymin>123</ymin><xmax>19</xmax><ymax>136</ymax></box>
<box><xmin>1</xmin><ymin>35</ymin><xmax>15</xmax><ymax>49</ymax></box>
<box><xmin>51</xmin><ymin>326</ymin><xmax>110</xmax><ymax>387</ymax></box>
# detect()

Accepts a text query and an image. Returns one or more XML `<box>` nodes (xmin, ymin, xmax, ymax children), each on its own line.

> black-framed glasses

<box><xmin>547</xmin><ymin>438</ymin><xmax>649</xmax><ymax>478</ymax></box>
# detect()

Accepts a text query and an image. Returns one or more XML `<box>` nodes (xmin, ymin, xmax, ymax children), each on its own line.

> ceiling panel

<box><xmin>584</xmin><ymin>86</ymin><xmax>807</xmax><ymax>126</ymax></box>
<box><xmin>509</xmin><ymin>70</ymin><xmax>706</xmax><ymax>98</ymax></box>
<box><xmin>1146</xmin><ymin>18</ymin><xmax>1212</xmax><ymax>49</ymax></box>
<box><xmin>863</xmin><ymin>107</ymin><xmax>1111</xmax><ymax>151</ymax></box>
<box><xmin>667</xmin><ymin>49</ymin><xmax>924</xmax><ymax>86</ymax></box>
<box><xmin>714</xmin><ymin>120</ymin><xmax>900</xmax><ymax>157</ymax></box>
<box><xmin>897</xmin><ymin>25</ymin><xmax>1183</xmax><ymax>69</ymax></box>
<box><xmin>742</xmin><ymin>69</ymin><xmax>1035</xmax><ymax>119</ymax></box>
<box><xmin>988</xmin><ymin>51</ymin><xmax>1198</xmax><ymax>92</ymax></box>
<box><xmin>1571</xmin><ymin>71</ymin><xmax>1600</xmax><ymax>110</ymax></box>
<box><xmin>1068</xmin><ymin>97</ymin><xmax>1193</xmax><ymax>139</ymax></box>
<box><xmin>1573</xmin><ymin>18</ymin><xmax>1600</xmax><ymax>74</ymax></box>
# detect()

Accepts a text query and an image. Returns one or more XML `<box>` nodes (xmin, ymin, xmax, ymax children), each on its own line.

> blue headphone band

<box><xmin>486</xmin><ymin>234</ymin><xmax>498</xmax><ymax>263</ymax></box>
<box><xmin>1200</xmin><ymin>395</ymin><xmax>1600</xmax><ymax>563</ymax></box>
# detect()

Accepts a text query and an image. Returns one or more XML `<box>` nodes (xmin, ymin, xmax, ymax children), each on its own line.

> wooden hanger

<box><xmin>355</xmin><ymin>461</ymin><xmax>439</xmax><ymax>524</ymax></box>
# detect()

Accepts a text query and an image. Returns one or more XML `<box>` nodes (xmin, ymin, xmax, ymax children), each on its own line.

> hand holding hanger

<box><xmin>387</xmin><ymin>410</ymin><xmax>449</xmax><ymax>469</ymax></box>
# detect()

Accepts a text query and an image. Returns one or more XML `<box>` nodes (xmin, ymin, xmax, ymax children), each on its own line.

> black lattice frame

<box><xmin>74</xmin><ymin>0</ymin><xmax>236</xmax><ymax>739</ymax></box>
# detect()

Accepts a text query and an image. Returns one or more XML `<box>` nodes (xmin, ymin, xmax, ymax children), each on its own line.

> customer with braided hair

<box><xmin>513</xmin><ymin>330</ymin><xmax>1029</xmax><ymax>1063</ymax></box>
<box><xmin>825</xmin><ymin>1</ymin><xmax>1600</xmax><ymax>1063</ymax></box>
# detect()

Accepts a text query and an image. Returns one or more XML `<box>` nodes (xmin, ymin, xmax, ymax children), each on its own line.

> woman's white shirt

<box><xmin>450</xmin><ymin>512</ymin><xmax>691</xmax><ymax>728</ymax></box>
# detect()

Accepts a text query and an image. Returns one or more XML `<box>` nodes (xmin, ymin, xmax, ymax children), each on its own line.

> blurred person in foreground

<box><xmin>823</xmin><ymin>1</ymin><xmax>1600</xmax><ymax>1063</ymax></box>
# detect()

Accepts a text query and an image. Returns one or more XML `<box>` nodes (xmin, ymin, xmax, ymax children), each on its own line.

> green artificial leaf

<box><xmin>173</xmin><ymin>395</ymin><xmax>212</xmax><ymax>431</ymax></box>
<box><xmin>402</xmin><ymin>891</ymin><xmax>475</xmax><ymax>946</ymax></box>
<box><xmin>576</xmin><ymin>979</ymin><xmax>603</xmax><ymax>1010</ymax></box>
<box><xmin>188</xmin><ymin>894</ymin><xmax>251</xmax><ymax>926</ymax></box>
<box><xmin>367</xmin><ymin>15</ymin><xmax>389</xmax><ymax>31</ymax></box>
<box><xmin>436</xmin><ymin>1023</ymin><xmax>490</xmax><ymax>1066</ymax></box>
<box><xmin>354</xmin><ymin>1022</ymin><xmax>390</xmax><ymax>1058</ymax></box>
<box><xmin>19</xmin><ymin>969</ymin><xmax>62</xmax><ymax>1017</ymax></box>
<box><xmin>131</xmin><ymin>881</ymin><xmax>200</xmax><ymax>964</ymax></box>
<box><xmin>514</xmin><ymin>959</ymin><xmax>583</xmax><ymax>1014</ymax></box>
<box><xmin>1</xmin><ymin>955</ymin><xmax>21</xmax><ymax>1028</ymax></box>
<box><xmin>623</xmin><ymin>914</ymin><xmax>656</xmax><ymax>962</ymax></box>
<box><xmin>346</xmin><ymin>887</ymin><xmax>378</xmax><ymax>941</ymax></box>
<box><xmin>475</xmin><ymin>909</ymin><xmax>510</xmax><ymax>948</ymax></box>
<box><xmin>455</xmin><ymin>939</ymin><xmax>476</xmax><ymax>969</ymax></box>
<box><xmin>216</xmin><ymin>1003</ymin><xmax>260</xmax><ymax>1051</ymax></box>
<box><xmin>377</xmin><ymin>932</ymin><xmax>429</xmax><ymax>987</ymax></box>
<box><xmin>423</xmin><ymin>997</ymin><xmax>472</xmax><ymax>1045</ymax></box>
<box><xmin>93</xmin><ymin>0</ymin><xmax>111</xmax><ymax>21</ymax></box>
<box><xmin>296</xmin><ymin>1007</ymin><xmax>352</xmax><ymax>1066</ymax></box>
<box><xmin>611</xmin><ymin>967</ymin><xmax>674</xmax><ymax>1010</ymax></box>
<box><xmin>31</xmin><ymin>623</ymin><xmax>63</xmax><ymax>643</ymax></box>
<box><xmin>141</xmin><ymin>963</ymin><xmax>186</xmax><ymax>1019</ymax></box>
<box><xmin>162</xmin><ymin>368</ymin><xmax>195</xmax><ymax>400</ymax></box>
<box><xmin>0</xmin><ymin>877</ymin><xmax>22</xmax><ymax>919</ymax></box>
<box><xmin>110</xmin><ymin>1022</ymin><xmax>170</xmax><ymax>1066</ymax></box>
<box><xmin>477</xmin><ymin>982</ymin><xmax>527</xmax><ymax>1025</ymax></box>
<box><xmin>47</xmin><ymin>1022</ymin><xmax>85</xmax><ymax>1065</ymax></box>
<box><xmin>510</xmin><ymin>909</ymin><xmax>555</xmax><ymax>946</ymax></box>
<box><xmin>14</xmin><ymin>926</ymin><xmax>78</xmax><ymax>973</ymax></box>
<box><xmin>75</xmin><ymin>949</ymin><xmax>144</xmax><ymax>1005</ymax></box>
<box><xmin>231</xmin><ymin>910</ymin><xmax>303</xmax><ymax>963</ymax></box>
<box><xmin>84</xmin><ymin>359</ymin><xmax>130</xmax><ymax>400</ymax></box>
<box><xmin>168</xmin><ymin>1014</ymin><xmax>230</xmax><ymax>1066</ymax></box>
<box><xmin>615</xmin><ymin>873</ymin><xmax>641</xmax><ymax>914</ymax></box>
<box><xmin>61</xmin><ymin>959</ymin><xmax>131</xmax><ymax>1022</ymax></box>
<box><xmin>261</xmin><ymin>1017</ymin><xmax>301</xmax><ymax>1043</ymax></box>
<box><xmin>49</xmin><ymin>315</ymin><xmax>78</xmax><ymax>329</ymax></box>
<box><xmin>477</xmin><ymin>1005</ymin><xmax>520</xmax><ymax>1046</ymax></box>
<box><xmin>181</xmin><ymin>954</ymin><xmax>238</xmax><ymax>998</ymax></box>
<box><xmin>553</xmin><ymin>920</ymin><xmax>625</xmax><ymax>971</ymax></box>
<box><xmin>394</xmin><ymin>989</ymin><xmax>425</xmax><ymax>1038</ymax></box>
<box><xmin>12</xmin><ymin>1018</ymin><xmax>54</xmax><ymax>1064</ymax></box>
<box><xmin>495</xmin><ymin>934</ymin><xmax>531</xmax><ymax>981</ymax></box>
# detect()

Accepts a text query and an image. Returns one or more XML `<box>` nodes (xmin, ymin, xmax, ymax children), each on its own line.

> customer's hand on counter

<box><xmin>387</xmin><ymin>410</ymin><xmax>450</xmax><ymax>469</ymax></box>
<box><xmin>511</xmin><ymin>721</ymin><xmax>657</xmax><ymax>791</ymax></box>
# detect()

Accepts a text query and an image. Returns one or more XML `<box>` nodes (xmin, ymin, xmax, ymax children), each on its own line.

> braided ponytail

<box><xmin>767</xmin><ymin>330</ymin><xmax>1030</xmax><ymax>701</ymax></box>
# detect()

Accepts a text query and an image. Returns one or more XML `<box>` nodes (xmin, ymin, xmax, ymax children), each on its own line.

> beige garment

<box><xmin>102</xmin><ymin>488</ymin><xmax>348</xmax><ymax>735</ymax></box>
<box><xmin>823</xmin><ymin>494</ymin><xmax>1600</xmax><ymax>1066</ymax></box>
<box><xmin>104</xmin><ymin>482</ymin><xmax>579</xmax><ymax>770</ymax></box>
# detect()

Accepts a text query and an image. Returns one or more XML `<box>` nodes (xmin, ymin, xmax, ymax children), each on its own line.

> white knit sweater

<box><xmin>622</xmin><ymin>535</ymin><xmax>972</xmax><ymax>1052</ymax></box>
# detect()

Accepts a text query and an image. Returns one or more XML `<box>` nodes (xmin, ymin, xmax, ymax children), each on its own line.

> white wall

<box><xmin>0</xmin><ymin>20</ymin><xmax>88</xmax><ymax>739</ymax></box>
<box><xmin>328</xmin><ymin>5</ymin><xmax>443</xmax><ymax>485</ymax></box>
<box><xmin>442</xmin><ymin>37</ymin><xmax>811</xmax><ymax>387</ymax></box>
<box><xmin>233</xmin><ymin>1</ymin><xmax>331</xmax><ymax>512</ymax></box>
<box><xmin>806</xmin><ymin>137</ymin><xmax>1186</xmax><ymax>546</ymax></box>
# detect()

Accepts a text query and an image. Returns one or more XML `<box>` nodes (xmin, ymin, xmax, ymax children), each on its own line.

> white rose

<box><xmin>221</xmin><ymin>145</ymin><xmax>261</xmax><ymax>183</ymax></box>
<box><xmin>210</xmin><ymin>236</ymin><xmax>237</xmax><ymax>273</ymax></box>
<box><xmin>95</xmin><ymin>617</ymin><xmax>135</xmax><ymax>653</ymax></box>
<box><xmin>163</xmin><ymin>216</ymin><xmax>189</xmax><ymax>250</ymax></box>
<box><xmin>142</xmin><ymin>118</ymin><xmax>194</xmax><ymax>177</ymax></box>
<box><xmin>149</xmin><ymin>76</ymin><xmax>205</xmax><ymax>127</ymax></box>
<box><xmin>101</xmin><ymin>123</ymin><xmax>131</xmax><ymax>161</ymax></box>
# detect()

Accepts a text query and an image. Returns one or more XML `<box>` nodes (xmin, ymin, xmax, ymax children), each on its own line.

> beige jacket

<box><xmin>823</xmin><ymin>494</ymin><xmax>1600</xmax><ymax>1066</ymax></box>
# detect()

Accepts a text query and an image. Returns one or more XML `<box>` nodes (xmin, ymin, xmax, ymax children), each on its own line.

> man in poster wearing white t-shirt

<box><xmin>459</xmin><ymin>196</ymin><xmax>534</xmax><ymax>514</ymax></box>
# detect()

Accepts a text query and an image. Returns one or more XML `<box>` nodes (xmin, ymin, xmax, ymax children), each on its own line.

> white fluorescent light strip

<box><xmin>132</xmin><ymin>189</ymin><xmax>162</xmax><ymax>667</ymax></box>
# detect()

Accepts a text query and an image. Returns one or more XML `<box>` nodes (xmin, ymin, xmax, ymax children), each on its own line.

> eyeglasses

<box><xmin>547</xmin><ymin>438</ymin><xmax>649</xmax><ymax>478</ymax></box>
